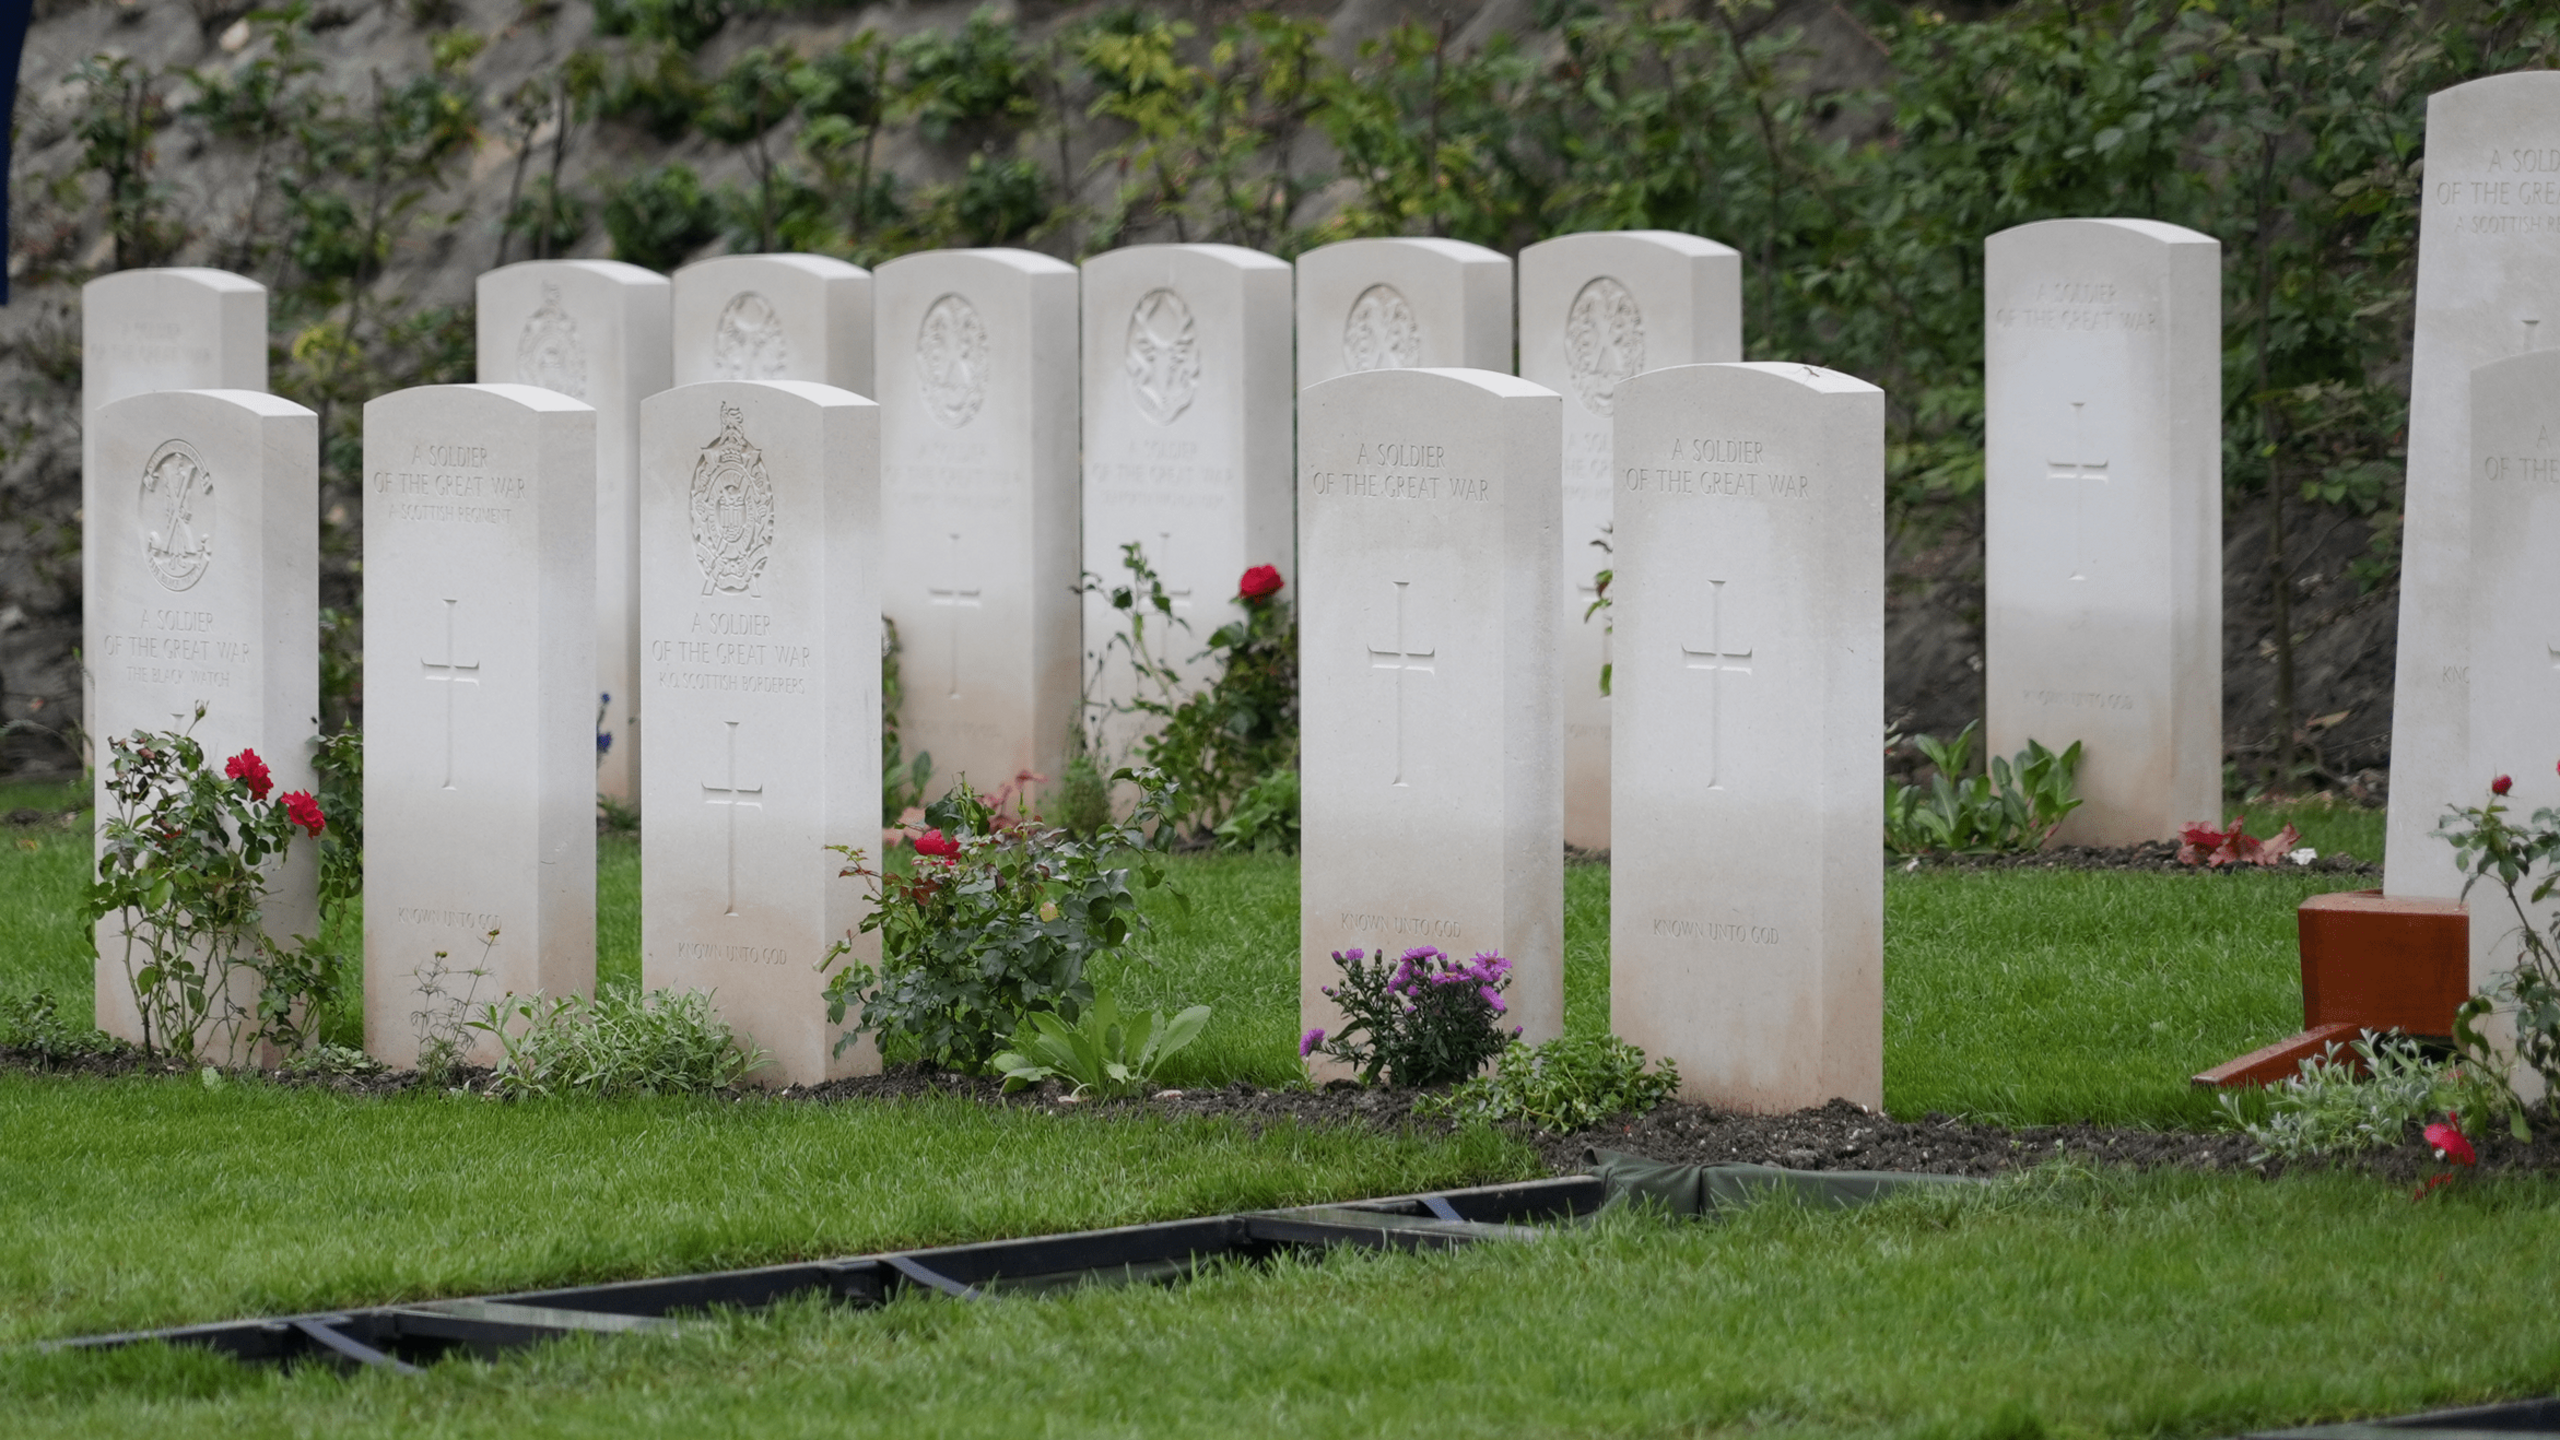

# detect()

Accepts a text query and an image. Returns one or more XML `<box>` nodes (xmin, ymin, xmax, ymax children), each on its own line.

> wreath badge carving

<box><xmin>1124</xmin><ymin>287</ymin><xmax>1201</xmax><ymax>425</ymax></box>
<box><xmin>916</xmin><ymin>292</ymin><xmax>989</xmax><ymax>428</ymax></box>
<box><xmin>517</xmin><ymin>283</ymin><xmax>589</xmax><ymax>400</ymax></box>
<box><xmin>1562</xmin><ymin>276</ymin><xmax>1646</xmax><ymax>417</ymax></box>
<box><xmin>689</xmin><ymin>403</ymin><xmax>777</xmax><ymax>596</ymax></box>
<box><xmin>1342</xmin><ymin>284</ymin><xmax>1423</xmax><ymax>374</ymax></box>
<box><xmin>139</xmin><ymin>439</ymin><xmax>215</xmax><ymax>592</ymax></box>
<box><xmin>712</xmin><ymin>290</ymin><xmax>791</xmax><ymax>380</ymax></box>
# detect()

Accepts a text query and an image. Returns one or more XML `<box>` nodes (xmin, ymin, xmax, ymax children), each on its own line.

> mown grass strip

<box><xmin>7</xmin><ymin>1167</ymin><xmax>2556</xmax><ymax>1438</ymax></box>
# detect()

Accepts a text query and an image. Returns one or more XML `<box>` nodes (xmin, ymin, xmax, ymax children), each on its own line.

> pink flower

<box><xmin>1299</xmin><ymin>1028</ymin><xmax>1326</xmax><ymax>1058</ymax></box>
<box><xmin>2493</xmin><ymin>775</ymin><xmax>2514</xmax><ymax>796</ymax></box>
<box><xmin>1238</xmin><ymin>565</ymin><xmax>1285</xmax><ymax>602</ymax></box>
<box><xmin>914</xmin><ymin>828</ymin><xmax>961</xmax><ymax>859</ymax></box>
<box><xmin>225</xmin><ymin>749</ymin><xmax>274</xmax><ymax>801</ymax></box>
<box><xmin>281</xmin><ymin>791</ymin><xmax>325</xmax><ymax>836</ymax></box>
<box><xmin>2425</xmin><ymin>1115</ymin><xmax>2476</xmax><ymax>1167</ymax></box>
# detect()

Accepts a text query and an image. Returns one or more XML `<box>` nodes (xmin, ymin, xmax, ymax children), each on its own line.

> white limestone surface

<box><xmin>874</xmin><ymin>248</ymin><xmax>1081</xmax><ymax>807</ymax></box>
<box><xmin>477</xmin><ymin>259</ymin><xmax>673</xmax><ymax>810</ymax></box>
<box><xmin>2386</xmin><ymin>72</ymin><xmax>2560</xmax><ymax>899</ymax></box>
<box><xmin>670</xmin><ymin>254</ymin><xmax>875</xmax><ymax>395</ymax></box>
<box><xmin>1608</xmin><ymin>362</ymin><xmax>1884</xmax><ymax>1113</ymax></box>
<box><xmin>361</xmin><ymin>384</ymin><xmax>598</xmax><ymax>1066</ymax></box>
<box><xmin>1078</xmin><ymin>244</ymin><xmax>1294</xmax><ymax>781</ymax></box>
<box><xmin>2465</xmin><ymin>348</ymin><xmax>2560</xmax><ymax>1097</ymax></box>
<box><xmin>1984</xmin><ymin>218</ymin><xmax>2221</xmax><ymax>845</ymax></box>
<box><xmin>1294</xmin><ymin>238</ymin><xmax>1512</xmax><ymax>391</ymax></box>
<box><xmin>638</xmin><ymin>380</ymin><xmax>881</xmax><ymax>1085</ymax></box>
<box><xmin>1517</xmin><ymin>230</ymin><xmax>1743</xmax><ymax>851</ymax></box>
<box><xmin>1296</xmin><ymin>367</ymin><xmax>1563</xmax><ymax>1072</ymax></box>
<box><xmin>87</xmin><ymin>389</ymin><xmax>317</xmax><ymax>1058</ymax></box>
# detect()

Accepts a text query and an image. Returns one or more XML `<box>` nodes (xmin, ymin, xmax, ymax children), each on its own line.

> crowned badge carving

<box><xmin>916</xmin><ymin>292</ymin><xmax>989</xmax><ymax>428</ymax></box>
<box><xmin>517</xmin><ymin>283</ymin><xmax>589</xmax><ymax>399</ymax></box>
<box><xmin>689</xmin><ymin>403</ymin><xmax>776</xmax><ymax>596</ymax></box>
<box><xmin>1124</xmin><ymin>287</ymin><xmax>1201</xmax><ymax>425</ymax></box>
<box><xmin>1342</xmin><ymin>284</ymin><xmax>1424</xmax><ymax>374</ymax></box>
<box><xmin>1562</xmin><ymin>276</ymin><xmax>1645</xmax><ymax>417</ymax></box>
<box><xmin>138</xmin><ymin>439</ymin><xmax>214</xmax><ymax>592</ymax></box>
<box><xmin>712</xmin><ymin>290</ymin><xmax>790</xmax><ymax>380</ymax></box>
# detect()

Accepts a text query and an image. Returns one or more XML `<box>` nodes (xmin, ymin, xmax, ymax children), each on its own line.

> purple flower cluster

<box><xmin>1386</xmin><ymin>946</ymin><xmax>1510</xmax><ymax>1014</ymax></box>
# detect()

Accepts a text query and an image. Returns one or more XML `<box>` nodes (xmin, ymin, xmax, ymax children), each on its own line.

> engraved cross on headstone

<box><xmin>1366</xmin><ymin>580</ymin><xmax>1436</xmax><ymax>788</ymax></box>
<box><xmin>701</xmin><ymin>719</ymin><xmax>763</xmax><ymax>917</ymax></box>
<box><xmin>926</xmin><ymin>531</ymin><xmax>981</xmax><ymax>700</ymax></box>
<box><xmin>420</xmin><ymin>598</ymin><xmax>481</xmax><ymax>791</ymax></box>
<box><xmin>2046</xmin><ymin>400</ymin><xmax>2110</xmax><ymax>582</ymax></box>
<box><xmin>1679</xmin><ymin>578</ymin><xmax>1753</xmax><ymax>791</ymax></box>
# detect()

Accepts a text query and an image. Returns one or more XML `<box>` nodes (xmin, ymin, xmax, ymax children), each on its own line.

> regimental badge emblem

<box><xmin>1562</xmin><ymin>276</ymin><xmax>1646</xmax><ymax>417</ymax></box>
<box><xmin>1342</xmin><ymin>284</ymin><xmax>1424</xmax><ymax>374</ymax></box>
<box><xmin>1124</xmin><ymin>287</ymin><xmax>1201</xmax><ymax>425</ymax></box>
<box><xmin>916</xmin><ymin>292</ymin><xmax>989</xmax><ymax>428</ymax></box>
<box><xmin>688</xmin><ymin>403</ymin><xmax>777</xmax><ymax>596</ymax></box>
<box><xmin>517</xmin><ymin>283</ymin><xmax>589</xmax><ymax>399</ymax></box>
<box><xmin>138</xmin><ymin>439</ymin><xmax>214</xmax><ymax>592</ymax></box>
<box><xmin>712</xmin><ymin>290</ymin><xmax>790</xmax><ymax>380</ymax></box>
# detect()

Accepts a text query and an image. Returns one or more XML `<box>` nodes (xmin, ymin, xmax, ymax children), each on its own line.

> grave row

<box><xmin>77</xmin><ymin>71</ymin><xmax>2560</xmax><ymax>1105</ymax></box>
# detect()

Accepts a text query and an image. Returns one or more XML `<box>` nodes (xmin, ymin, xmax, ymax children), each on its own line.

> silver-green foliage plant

<box><xmin>470</xmin><ymin>987</ymin><xmax>769</xmax><ymax>1098</ymax></box>
<box><xmin>991</xmin><ymin>991</ymin><xmax>1211</xmax><ymax>1099</ymax></box>
<box><xmin>1419</xmin><ymin>1035</ymin><xmax>1679</xmax><ymax>1134</ymax></box>
<box><xmin>2218</xmin><ymin>1030</ymin><xmax>2519</xmax><ymax>1161</ymax></box>
<box><xmin>1884</xmin><ymin>722</ymin><xmax>2083</xmax><ymax>857</ymax></box>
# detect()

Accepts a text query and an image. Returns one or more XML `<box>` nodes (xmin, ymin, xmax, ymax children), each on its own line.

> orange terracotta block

<box><xmin>2296</xmin><ymin>889</ymin><xmax>2469</xmax><ymax>1037</ymax></box>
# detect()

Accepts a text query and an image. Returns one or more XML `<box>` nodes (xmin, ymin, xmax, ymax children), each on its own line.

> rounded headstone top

<box><xmin>1519</xmin><ymin>229</ymin><xmax>1741</xmax><ymax>263</ymax></box>
<box><xmin>1080</xmin><ymin>242</ymin><xmax>1289</xmax><ymax>275</ymax></box>
<box><xmin>652</xmin><ymin>378</ymin><xmax>876</xmax><ymax>410</ymax></box>
<box><xmin>1622</xmin><ymin>360</ymin><xmax>1881</xmax><ymax>403</ymax></box>
<box><xmin>1986</xmin><ymin>217</ymin><xmax>2219</xmax><ymax>251</ymax></box>
<box><xmin>1303</xmin><ymin>365</ymin><xmax>1557</xmax><ymax>403</ymax></box>
<box><xmin>479</xmin><ymin>257</ymin><xmax>671</xmax><ymax>292</ymax></box>
<box><xmin>82</xmin><ymin>266</ymin><xmax>267</xmax><ymax>301</ymax></box>
<box><xmin>876</xmin><ymin>247</ymin><xmax>1079</xmax><ymax>280</ymax></box>
<box><xmin>674</xmin><ymin>253</ymin><xmax>871</xmax><ymax>284</ymax></box>
<box><xmin>1299</xmin><ymin>235</ymin><xmax>1509</xmax><ymax>269</ymax></box>
<box><xmin>373</xmin><ymin>381</ymin><xmax>598</xmax><ymax>414</ymax></box>
<box><xmin>98</xmin><ymin>387</ymin><xmax>314</xmax><ymax>422</ymax></box>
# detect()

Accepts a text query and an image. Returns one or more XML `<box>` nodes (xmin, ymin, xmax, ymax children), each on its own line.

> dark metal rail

<box><xmin>47</xmin><ymin>1175</ymin><xmax>1605</xmax><ymax>1371</ymax></box>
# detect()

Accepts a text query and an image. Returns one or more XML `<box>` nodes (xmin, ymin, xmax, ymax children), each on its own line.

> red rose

<box><xmin>225</xmin><ymin>749</ymin><xmax>274</xmax><ymax>801</ymax></box>
<box><xmin>2424</xmin><ymin>1115</ymin><xmax>2476</xmax><ymax>1167</ymax></box>
<box><xmin>913</xmin><ymin>828</ymin><xmax>961</xmax><ymax>859</ymax></box>
<box><xmin>2493</xmin><ymin>775</ymin><xmax>2514</xmax><ymax>796</ymax></box>
<box><xmin>281</xmin><ymin>791</ymin><xmax>326</xmax><ymax>837</ymax></box>
<box><xmin>1237</xmin><ymin>564</ymin><xmax>1284</xmax><ymax>602</ymax></box>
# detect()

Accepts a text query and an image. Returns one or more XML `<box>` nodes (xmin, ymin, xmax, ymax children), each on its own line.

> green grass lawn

<box><xmin>16</xmin><ymin>783</ymin><xmax>2541</xmax><ymax>1436</ymax></box>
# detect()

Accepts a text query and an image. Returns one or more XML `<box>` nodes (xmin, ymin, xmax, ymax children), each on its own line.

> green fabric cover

<box><xmin>1583</xmin><ymin>1147</ymin><xmax>1987</xmax><ymax>1218</ymax></box>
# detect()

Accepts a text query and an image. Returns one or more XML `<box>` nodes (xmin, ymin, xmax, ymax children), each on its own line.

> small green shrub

<box><xmin>2440</xmin><ymin>777</ymin><xmax>2560</xmax><ymax>1101</ymax></box>
<box><xmin>598</xmin><ymin>45</ymin><xmax>708</xmax><ymax>143</ymax></box>
<box><xmin>895</xmin><ymin>8</ymin><xmax>1039</xmax><ymax>140</ymax></box>
<box><xmin>0</xmin><ymin>991</ymin><xmax>119</xmax><ymax>1067</ymax></box>
<box><xmin>1213</xmin><ymin>767</ymin><xmax>1298</xmax><ymax>854</ymax></box>
<box><xmin>1885</xmin><ymin>722</ymin><xmax>2083</xmax><ymax>856</ymax></box>
<box><xmin>593</xmin><ymin>0</ymin><xmax>727</xmax><ymax>48</ymax></box>
<box><xmin>600</xmin><ymin>162</ymin><xmax>719</xmax><ymax>271</ymax></box>
<box><xmin>1420</xmin><ymin>1035</ymin><xmax>1679</xmax><ymax>1133</ymax></box>
<box><xmin>2218</xmin><ymin>1029</ymin><xmax>2519</xmax><ymax>1160</ymax></box>
<box><xmin>1053</xmin><ymin>751</ymin><xmax>1113</xmax><ymax>838</ymax></box>
<box><xmin>471</xmin><ymin>987</ymin><xmax>768</xmax><ymax>1098</ymax></box>
<box><xmin>992</xmin><ymin>991</ymin><xmax>1211</xmax><ymax>1098</ymax></box>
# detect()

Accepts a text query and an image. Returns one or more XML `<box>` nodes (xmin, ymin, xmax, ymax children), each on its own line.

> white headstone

<box><xmin>874</xmin><ymin>248</ymin><xmax>1081</xmax><ymax>802</ymax></box>
<box><xmin>1297</xmin><ymin>367</ymin><xmax>1563</xmax><ymax>1066</ymax></box>
<box><xmin>1517</xmin><ymin>230</ymin><xmax>1744</xmax><ymax>851</ymax></box>
<box><xmin>86</xmin><ymin>390</ymin><xmax>317</xmax><ymax>1058</ymax></box>
<box><xmin>1079</xmin><ymin>244</ymin><xmax>1295</xmax><ymax>774</ymax></box>
<box><xmin>670</xmin><ymin>254</ymin><xmax>875</xmax><ymax>395</ymax></box>
<box><xmin>80</xmin><ymin>267</ymin><xmax>268</xmax><ymax>760</ymax></box>
<box><xmin>362</xmin><ymin>383</ymin><xmax>598</xmax><ymax>1066</ymax></box>
<box><xmin>1983</xmin><ymin>219</ymin><xmax>2221</xmax><ymax>845</ymax></box>
<box><xmin>2387</xmin><ymin>72</ymin><xmax>2560</xmax><ymax>899</ymax></box>
<box><xmin>477</xmin><ymin>259</ymin><xmax>673</xmax><ymax>812</ymax></box>
<box><xmin>2467</xmin><ymin>351</ymin><xmax>2560</xmax><ymax>1072</ymax></box>
<box><xmin>1294</xmin><ymin>238</ymin><xmax>1512</xmax><ymax>392</ymax></box>
<box><xmin>1608</xmin><ymin>363</ymin><xmax>1884</xmax><ymax>1112</ymax></box>
<box><xmin>639</xmin><ymin>380</ymin><xmax>881</xmax><ymax>1085</ymax></box>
